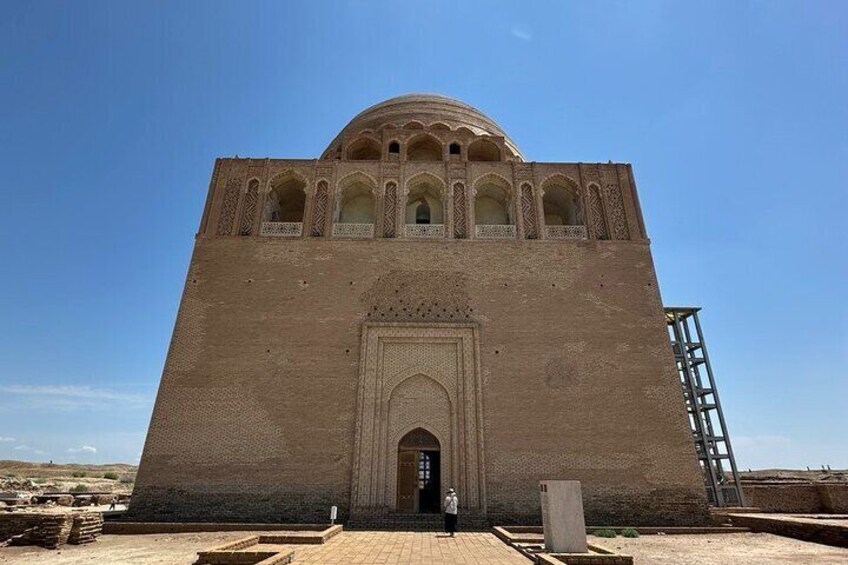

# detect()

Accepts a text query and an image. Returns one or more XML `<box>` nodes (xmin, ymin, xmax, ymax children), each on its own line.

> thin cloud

<box><xmin>0</xmin><ymin>385</ymin><xmax>149</xmax><ymax>410</ymax></box>
<box><xmin>511</xmin><ymin>25</ymin><xmax>533</xmax><ymax>42</ymax></box>
<box><xmin>12</xmin><ymin>444</ymin><xmax>46</xmax><ymax>455</ymax></box>
<box><xmin>67</xmin><ymin>445</ymin><xmax>97</xmax><ymax>454</ymax></box>
<box><xmin>0</xmin><ymin>436</ymin><xmax>16</xmax><ymax>442</ymax></box>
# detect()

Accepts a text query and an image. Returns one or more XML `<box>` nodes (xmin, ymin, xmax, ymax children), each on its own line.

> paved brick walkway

<box><xmin>287</xmin><ymin>531</ymin><xmax>528</xmax><ymax>564</ymax></box>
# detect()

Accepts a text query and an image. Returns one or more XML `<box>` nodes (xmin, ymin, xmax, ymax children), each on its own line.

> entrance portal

<box><xmin>397</xmin><ymin>428</ymin><xmax>441</xmax><ymax>513</ymax></box>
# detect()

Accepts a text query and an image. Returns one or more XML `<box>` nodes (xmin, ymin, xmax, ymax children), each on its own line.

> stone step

<box><xmin>348</xmin><ymin>512</ymin><xmax>489</xmax><ymax>531</ymax></box>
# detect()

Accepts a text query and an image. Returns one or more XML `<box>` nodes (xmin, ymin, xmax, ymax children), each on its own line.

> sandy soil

<box><xmin>2</xmin><ymin>531</ymin><xmax>848</xmax><ymax>565</ymax></box>
<box><xmin>589</xmin><ymin>532</ymin><xmax>848</xmax><ymax>565</ymax></box>
<box><xmin>0</xmin><ymin>531</ymin><xmax>249</xmax><ymax>565</ymax></box>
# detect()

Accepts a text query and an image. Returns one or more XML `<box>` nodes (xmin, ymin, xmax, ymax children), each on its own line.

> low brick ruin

<box><xmin>0</xmin><ymin>511</ymin><xmax>103</xmax><ymax>549</ymax></box>
<box><xmin>194</xmin><ymin>526</ymin><xmax>342</xmax><ymax>565</ymax></box>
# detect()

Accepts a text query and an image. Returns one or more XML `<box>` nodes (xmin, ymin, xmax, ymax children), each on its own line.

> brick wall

<box><xmin>131</xmin><ymin>234</ymin><xmax>708</xmax><ymax>526</ymax></box>
<box><xmin>742</xmin><ymin>483</ymin><xmax>848</xmax><ymax>513</ymax></box>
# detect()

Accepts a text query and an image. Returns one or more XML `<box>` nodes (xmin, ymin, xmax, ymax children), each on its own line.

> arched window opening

<box><xmin>474</xmin><ymin>177</ymin><xmax>515</xmax><ymax>239</ymax></box>
<box><xmin>388</xmin><ymin>141</ymin><xmax>400</xmax><ymax>154</ymax></box>
<box><xmin>474</xmin><ymin>184</ymin><xmax>511</xmax><ymax>225</ymax></box>
<box><xmin>337</xmin><ymin>182</ymin><xmax>375</xmax><ymax>224</ymax></box>
<box><xmin>347</xmin><ymin>137</ymin><xmax>381</xmax><ymax>160</ymax></box>
<box><xmin>262</xmin><ymin>175</ymin><xmax>307</xmax><ymax>237</ymax></box>
<box><xmin>542</xmin><ymin>185</ymin><xmax>582</xmax><ymax>226</ymax></box>
<box><xmin>407</xmin><ymin>135</ymin><xmax>442</xmax><ymax>161</ymax></box>
<box><xmin>449</xmin><ymin>143</ymin><xmax>461</xmax><ymax>158</ymax></box>
<box><xmin>541</xmin><ymin>179</ymin><xmax>587</xmax><ymax>240</ymax></box>
<box><xmin>467</xmin><ymin>139</ymin><xmax>501</xmax><ymax>162</ymax></box>
<box><xmin>264</xmin><ymin>178</ymin><xmax>306</xmax><ymax>222</ymax></box>
<box><xmin>405</xmin><ymin>177</ymin><xmax>445</xmax><ymax>237</ymax></box>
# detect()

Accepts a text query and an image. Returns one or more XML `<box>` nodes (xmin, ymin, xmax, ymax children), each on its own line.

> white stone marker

<box><xmin>540</xmin><ymin>480</ymin><xmax>588</xmax><ymax>553</ymax></box>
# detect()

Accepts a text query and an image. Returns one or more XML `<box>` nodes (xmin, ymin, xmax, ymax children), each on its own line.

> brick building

<box><xmin>131</xmin><ymin>94</ymin><xmax>709</xmax><ymax>526</ymax></box>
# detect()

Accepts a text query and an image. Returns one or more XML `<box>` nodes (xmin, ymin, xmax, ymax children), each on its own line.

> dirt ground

<box><xmin>588</xmin><ymin>532</ymin><xmax>848</xmax><ymax>565</ymax></box>
<box><xmin>2</xmin><ymin>531</ymin><xmax>848</xmax><ymax>565</ymax></box>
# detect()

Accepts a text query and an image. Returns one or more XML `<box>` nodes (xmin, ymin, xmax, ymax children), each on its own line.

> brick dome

<box><xmin>323</xmin><ymin>94</ymin><xmax>523</xmax><ymax>160</ymax></box>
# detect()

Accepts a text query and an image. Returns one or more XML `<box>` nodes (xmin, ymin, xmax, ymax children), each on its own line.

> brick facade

<box><xmin>131</xmin><ymin>95</ymin><xmax>709</xmax><ymax>526</ymax></box>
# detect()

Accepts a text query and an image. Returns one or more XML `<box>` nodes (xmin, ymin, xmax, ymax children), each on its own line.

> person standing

<box><xmin>443</xmin><ymin>487</ymin><xmax>459</xmax><ymax>537</ymax></box>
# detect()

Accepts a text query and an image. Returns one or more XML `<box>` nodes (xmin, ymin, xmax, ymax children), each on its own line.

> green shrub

<box><xmin>71</xmin><ymin>471</ymin><xmax>87</xmax><ymax>478</ymax></box>
<box><xmin>102</xmin><ymin>472</ymin><xmax>119</xmax><ymax>480</ymax></box>
<box><xmin>118</xmin><ymin>474</ymin><xmax>134</xmax><ymax>484</ymax></box>
<box><xmin>592</xmin><ymin>529</ymin><xmax>617</xmax><ymax>538</ymax></box>
<box><xmin>70</xmin><ymin>484</ymin><xmax>88</xmax><ymax>493</ymax></box>
<box><xmin>620</xmin><ymin>528</ymin><xmax>639</xmax><ymax>538</ymax></box>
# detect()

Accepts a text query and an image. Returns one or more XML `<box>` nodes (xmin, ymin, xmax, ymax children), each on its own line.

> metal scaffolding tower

<box><xmin>665</xmin><ymin>306</ymin><xmax>746</xmax><ymax>507</ymax></box>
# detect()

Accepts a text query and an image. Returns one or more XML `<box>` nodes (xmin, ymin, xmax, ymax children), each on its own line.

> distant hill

<box><xmin>738</xmin><ymin>468</ymin><xmax>848</xmax><ymax>484</ymax></box>
<box><xmin>0</xmin><ymin>460</ymin><xmax>137</xmax><ymax>478</ymax></box>
<box><xmin>0</xmin><ymin>460</ymin><xmax>137</xmax><ymax>495</ymax></box>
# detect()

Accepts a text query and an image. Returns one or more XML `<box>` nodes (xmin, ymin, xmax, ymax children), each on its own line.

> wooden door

<box><xmin>397</xmin><ymin>450</ymin><xmax>417</xmax><ymax>511</ymax></box>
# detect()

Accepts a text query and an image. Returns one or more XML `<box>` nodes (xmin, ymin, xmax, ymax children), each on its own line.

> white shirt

<box><xmin>444</xmin><ymin>494</ymin><xmax>458</xmax><ymax>514</ymax></box>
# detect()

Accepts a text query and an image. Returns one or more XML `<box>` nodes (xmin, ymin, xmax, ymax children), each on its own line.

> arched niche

<box><xmin>264</xmin><ymin>173</ymin><xmax>307</xmax><ymax>222</ymax></box>
<box><xmin>468</xmin><ymin>139</ymin><xmax>501</xmax><ymax>162</ymax></box>
<box><xmin>346</xmin><ymin>137</ymin><xmax>382</xmax><ymax>160</ymax></box>
<box><xmin>405</xmin><ymin>174</ymin><xmax>445</xmax><ymax>225</ymax></box>
<box><xmin>407</xmin><ymin>134</ymin><xmax>443</xmax><ymax>161</ymax></box>
<box><xmin>474</xmin><ymin>175</ymin><xmax>513</xmax><ymax>225</ymax></box>
<box><xmin>542</xmin><ymin>177</ymin><xmax>583</xmax><ymax>226</ymax></box>
<box><xmin>336</xmin><ymin>175</ymin><xmax>376</xmax><ymax>224</ymax></box>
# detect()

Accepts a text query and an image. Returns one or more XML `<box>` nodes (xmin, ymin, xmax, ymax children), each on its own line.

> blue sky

<box><xmin>0</xmin><ymin>1</ymin><xmax>845</xmax><ymax>469</ymax></box>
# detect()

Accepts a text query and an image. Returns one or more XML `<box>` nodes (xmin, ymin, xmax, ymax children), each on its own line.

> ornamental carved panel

<box><xmin>605</xmin><ymin>184</ymin><xmax>630</xmax><ymax>240</ymax></box>
<box><xmin>383</xmin><ymin>182</ymin><xmax>397</xmax><ymax>238</ymax></box>
<box><xmin>310</xmin><ymin>180</ymin><xmax>329</xmax><ymax>237</ymax></box>
<box><xmin>453</xmin><ymin>183</ymin><xmax>468</xmax><ymax>239</ymax></box>
<box><xmin>588</xmin><ymin>184</ymin><xmax>609</xmax><ymax>240</ymax></box>
<box><xmin>216</xmin><ymin>178</ymin><xmax>241</xmax><ymax>235</ymax></box>
<box><xmin>238</xmin><ymin>179</ymin><xmax>259</xmax><ymax>236</ymax></box>
<box><xmin>520</xmin><ymin>183</ymin><xmax>537</xmax><ymax>239</ymax></box>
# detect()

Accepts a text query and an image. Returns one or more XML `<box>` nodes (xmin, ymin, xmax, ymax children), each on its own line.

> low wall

<box><xmin>729</xmin><ymin>513</ymin><xmax>848</xmax><ymax>548</ymax></box>
<box><xmin>103</xmin><ymin>522</ymin><xmax>332</xmax><ymax>534</ymax></box>
<box><xmin>742</xmin><ymin>483</ymin><xmax>848</xmax><ymax>513</ymax></box>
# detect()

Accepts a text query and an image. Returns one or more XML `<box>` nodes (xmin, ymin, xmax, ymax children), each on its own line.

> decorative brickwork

<box><xmin>587</xmin><ymin>184</ymin><xmax>609</xmax><ymax>240</ymax></box>
<box><xmin>310</xmin><ymin>180</ymin><xmax>328</xmax><ymax>237</ymax></box>
<box><xmin>216</xmin><ymin>178</ymin><xmax>241</xmax><ymax>235</ymax></box>
<box><xmin>521</xmin><ymin>183</ymin><xmax>538</xmax><ymax>239</ymax></box>
<box><xmin>476</xmin><ymin>224</ymin><xmax>516</xmax><ymax>239</ymax></box>
<box><xmin>351</xmin><ymin>324</ymin><xmax>485</xmax><ymax>517</ymax></box>
<box><xmin>361</xmin><ymin>269</ymin><xmax>473</xmax><ymax>323</ymax></box>
<box><xmin>453</xmin><ymin>182</ymin><xmax>468</xmax><ymax>239</ymax></box>
<box><xmin>605</xmin><ymin>184</ymin><xmax>630</xmax><ymax>240</ymax></box>
<box><xmin>238</xmin><ymin>179</ymin><xmax>259</xmax><ymax>236</ymax></box>
<box><xmin>382</xmin><ymin>182</ymin><xmax>397</xmax><ymax>238</ymax></box>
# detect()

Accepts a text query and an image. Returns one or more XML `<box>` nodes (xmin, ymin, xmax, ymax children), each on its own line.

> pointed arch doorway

<box><xmin>397</xmin><ymin>428</ymin><xmax>441</xmax><ymax>513</ymax></box>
